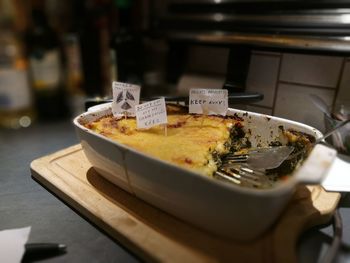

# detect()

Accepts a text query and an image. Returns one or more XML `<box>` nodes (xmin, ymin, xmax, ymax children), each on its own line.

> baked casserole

<box><xmin>84</xmin><ymin>104</ymin><xmax>313</xmax><ymax>186</ymax></box>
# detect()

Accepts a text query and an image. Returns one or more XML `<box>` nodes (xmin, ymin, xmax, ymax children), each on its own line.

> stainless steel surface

<box><xmin>161</xmin><ymin>1</ymin><xmax>350</xmax><ymax>53</ymax></box>
<box><xmin>166</xmin><ymin>31</ymin><xmax>350</xmax><ymax>52</ymax></box>
<box><xmin>163</xmin><ymin>12</ymin><xmax>350</xmax><ymax>26</ymax></box>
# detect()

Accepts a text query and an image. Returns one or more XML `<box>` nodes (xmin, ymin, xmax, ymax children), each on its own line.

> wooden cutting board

<box><xmin>30</xmin><ymin>144</ymin><xmax>340</xmax><ymax>263</ymax></box>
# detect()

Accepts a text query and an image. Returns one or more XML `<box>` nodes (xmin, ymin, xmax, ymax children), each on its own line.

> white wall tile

<box><xmin>274</xmin><ymin>83</ymin><xmax>335</xmax><ymax>132</ymax></box>
<box><xmin>246</xmin><ymin>54</ymin><xmax>280</xmax><ymax>107</ymax></box>
<box><xmin>280</xmin><ymin>54</ymin><xmax>343</xmax><ymax>88</ymax></box>
<box><xmin>335</xmin><ymin>61</ymin><xmax>350</xmax><ymax>107</ymax></box>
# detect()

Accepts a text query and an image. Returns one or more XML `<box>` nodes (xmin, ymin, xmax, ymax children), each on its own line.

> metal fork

<box><xmin>222</xmin><ymin>146</ymin><xmax>295</xmax><ymax>170</ymax></box>
<box><xmin>216</xmin><ymin>152</ymin><xmax>280</xmax><ymax>188</ymax></box>
<box><xmin>214</xmin><ymin>163</ymin><xmax>276</xmax><ymax>188</ymax></box>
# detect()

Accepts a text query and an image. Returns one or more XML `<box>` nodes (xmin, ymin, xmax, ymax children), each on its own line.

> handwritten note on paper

<box><xmin>0</xmin><ymin>226</ymin><xmax>31</xmax><ymax>263</ymax></box>
<box><xmin>135</xmin><ymin>98</ymin><xmax>168</xmax><ymax>129</ymax></box>
<box><xmin>189</xmin><ymin>89</ymin><xmax>228</xmax><ymax>116</ymax></box>
<box><xmin>112</xmin><ymin>81</ymin><xmax>140</xmax><ymax>117</ymax></box>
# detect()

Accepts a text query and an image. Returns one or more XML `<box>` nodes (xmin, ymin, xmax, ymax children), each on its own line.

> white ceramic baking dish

<box><xmin>73</xmin><ymin>103</ymin><xmax>337</xmax><ymax>241</ymax></box>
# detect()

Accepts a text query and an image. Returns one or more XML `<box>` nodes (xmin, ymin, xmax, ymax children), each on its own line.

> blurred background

<box><xmin>0</xmin><ymin>0</ymin><xmax>169</xmax><ymax>129</ymax></box>
<box><xmin>0</xmin><ymin>0</ymin><xmax>349</xmax><ymax>133</ymax></box>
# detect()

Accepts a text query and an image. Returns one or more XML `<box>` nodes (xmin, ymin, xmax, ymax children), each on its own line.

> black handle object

<box><xmin>22</xmin><ymin>243</ymin><xmax>67</xmax><ymax>262</ymax></box>
<box><xmin>228</xmin><ymin>92</ymin><xmax>263</xmax><ymax>105</ymax></box>
<box><xmin>144</xmin><ymin>92</ymin><xmax>264</xmax><ymax>105</ymax></box>
<box><xmin>85</xmin><ymin>92</ymin><xmax>263</xmax><ymax>111</ymax></box>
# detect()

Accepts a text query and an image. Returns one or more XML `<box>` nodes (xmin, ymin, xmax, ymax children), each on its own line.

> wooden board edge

<box><xmin>30</xmin><ymin>154</ymin><xmax>160</xmax><ymax>263</ymax></box>
<box><xmin>29</xmin><ymin>145</ymin><xmax>342</xmax><ymax>263</ymax></box>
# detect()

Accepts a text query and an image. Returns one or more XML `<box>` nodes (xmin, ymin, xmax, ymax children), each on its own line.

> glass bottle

<box><xmin>110</xmin><ymin>0</ymin><xmax>144</xmax><ymax>85</ymax></box>
<box><xmin>0</xmin><ymin>3</ymin><xmax>34</xmax><ymax>129</ymax></box>
<box><xmin>26</xmin><ymin>4</ymin><xmax>68</xmax><ymax>121</ymax></box>
<box><xmin>63</xmin><ymin>34</ymin><xmax>85</xmax><ymax>116</ymax></box>
<box><xmin>75</xmin><ymin>0</ymin><xmax>108</xmax><ymax>97</ymax></box>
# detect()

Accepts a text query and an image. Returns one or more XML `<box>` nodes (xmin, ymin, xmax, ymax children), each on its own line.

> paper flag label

<box><xmin>112</xmin><ymin>81</ymin><xmax>140</xmax><ymax>117</ymax></box>
<box><xmin>135</xmin><ymin>98</ymin><xmax>168</xmax><ymax>129</ymax></box>
<box><xmin>189</xmin><ymin>89</ymin><xmax>228</xmax><ymax>116</ymax></box>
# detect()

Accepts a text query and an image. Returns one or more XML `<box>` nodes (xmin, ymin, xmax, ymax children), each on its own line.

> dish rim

<box><xmin>73</xmin><ymin>103</ymin><xmax>323</xmax><ymax>196</ymax></box>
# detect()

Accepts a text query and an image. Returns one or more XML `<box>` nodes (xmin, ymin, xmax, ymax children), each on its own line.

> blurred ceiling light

<box><xmin>213</xmin><ymin>13</ymin><xmax>224</xmax><ymax>22</ymax></box>
<box><xmin>19</xmin><ymin>116</ymin><xmax>31</xmax><ymax>128</ymax></box>
<box><xmin>340</xmin><ymin>14</ymin><xmax>350</xmax><ymax>23</ymax></box>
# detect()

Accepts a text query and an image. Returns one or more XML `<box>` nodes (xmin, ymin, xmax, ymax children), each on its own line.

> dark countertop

<box><xmin>0</xmin><ymin>120</ymin><xmax>140</xmax><ymax>263</ymax></box>
<box><xmin>0</xmin><ymin>119</ymin><xmax>349</xmax><ymax>262</ymax></box>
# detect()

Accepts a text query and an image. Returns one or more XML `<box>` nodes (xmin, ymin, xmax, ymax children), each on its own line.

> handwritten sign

<box><xmin>189</xmin><ymin>88</ymin><xmax>228</xmax><ymax>116</ymax></box>
<box><xmin>112</xmin><ymin>81</ymin><xmax>140</xmax><ymax>117</ymax></box>
<box><xmin>135</xmin><ymin>98</ymin><xmax>168</xmax><ymax>129</ymax></box>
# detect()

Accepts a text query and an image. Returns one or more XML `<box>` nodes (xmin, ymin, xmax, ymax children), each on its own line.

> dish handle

<box><xmin>294</xmin><ymin>144</ymin><xmax>337</xmax><ymax>185</ymax></box>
